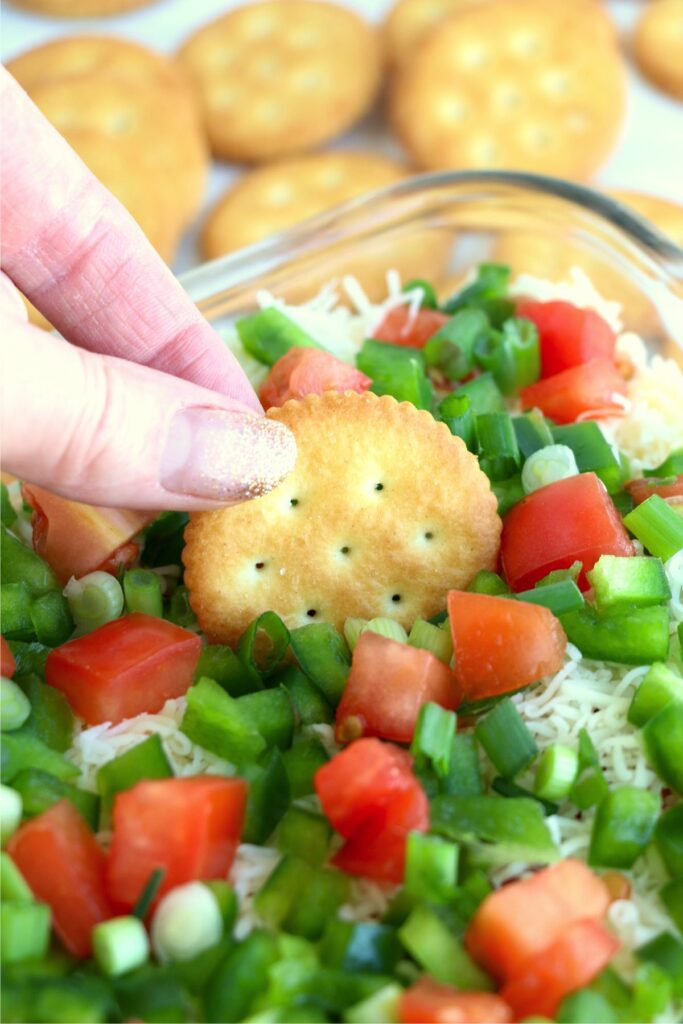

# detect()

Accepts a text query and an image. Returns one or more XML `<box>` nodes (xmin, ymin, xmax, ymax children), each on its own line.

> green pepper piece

<box><xmin>1</xmin><ymin>527</ymin><xmax>57</xmax><ymax>596</ymax></box>
<box><xmin>12</xmin><ymin>768</ymin><xmax>99</xmax><ymax>829</ymax></box>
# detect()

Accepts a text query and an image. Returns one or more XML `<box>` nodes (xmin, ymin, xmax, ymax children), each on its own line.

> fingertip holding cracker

<box><xmin>177</xmin><ymin>0</ymin><xmax>383</xmax><ymax>162</ymax></box>
<box><xmin>183</xmin><ymin>391</ymin><xmax>501</xmax><ymax>646</ymax></box>
<box><xmin>389</xmin><ymin>0</ymin><xmax>626</xmax><ymax>178</ymax></box>
<box><xmin>633</xmin><ymin>0</ymin><xmax>683</xmax><ymax>101</ymax></box>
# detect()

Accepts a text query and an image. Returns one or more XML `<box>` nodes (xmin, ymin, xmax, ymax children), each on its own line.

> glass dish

<box><xmin>180</xmin><ymin>170</ymin><xmax>683</xmax><ymax>363</ymax></box>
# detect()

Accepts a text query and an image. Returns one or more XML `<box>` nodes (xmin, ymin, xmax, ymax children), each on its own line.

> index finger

<box><xmin>0</xmin><ymin>67</ymin><xmax>260</xmax><ymax>411</ymax></box>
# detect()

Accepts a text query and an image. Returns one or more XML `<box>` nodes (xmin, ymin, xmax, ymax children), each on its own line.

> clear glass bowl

<box><xmin>180</xmin><ymin>170</ymin><xmax>683</xmax><ymax>362</ymax></box>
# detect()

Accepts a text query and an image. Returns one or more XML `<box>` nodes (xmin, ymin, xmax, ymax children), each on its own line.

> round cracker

<box><xmin>177</xmin><ymin>0</ymin><xmax>382</xmax><ymax>162</ymax></box>
<box><xmin>389</xmin><ymin>0</ymin><xmax>626</xmax><ymax>177</ymax></box>
<box><xmin>634</xmin><ymin>0</ymin><xmax>683</xmax><ymax>100</ymax></box>
<box><xmin>183</xmin><ymin>391</ymin><xmax>501</xmax><ymax>645</ymax></box>
<box><xmin>6</xmin><ymin>0</ymin><xmax>158</xmax><ymax>15</ymax></box>
<box><xmin>201</xmin><ymin>151</ymin><xmax>407</xmax><ymax>260</ymax></box>
<box><xmin>384</xmin><ymin>0</ymin><xmax>615</xmax><ymax>69</ymax></box>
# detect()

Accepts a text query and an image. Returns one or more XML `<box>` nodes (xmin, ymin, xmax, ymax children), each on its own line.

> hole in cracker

<box><xmin>290</xmin><ymin>498</ymin><xmax>299</xmax><ymax>507</ymax></box>
<box><xmin>307</xmin><ymin>608</ymin><xmax>317</xmax><ymax>618</ymax></box>
<box><xmin>340</xmin><ymin>546</ymin><xmax>351</xmax><ymax>556</ymax></box>
<box><xmin>255</xmin><ymin>561</ymin><xmax>266</xmax><ymax>570</ymax></box>
<box><xmin>391</xmin><ymin>594</ymin><xmax>402</xmax><ymax>604</ymax></box>
<box><xmin>374</xmin><ymin>483</ymin><xmax>384</xmax><ymax>492</ymax></box>
<box><xmin>424</xmin><ymin>532</ymin><xmax>434</xmax><ymax>541</ymax></box>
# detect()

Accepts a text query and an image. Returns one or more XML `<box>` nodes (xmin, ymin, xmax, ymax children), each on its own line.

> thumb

<box><xmin>1</xmin><ymin>315</ymin><xmax>296</xmax><ymax>511</ymax></box>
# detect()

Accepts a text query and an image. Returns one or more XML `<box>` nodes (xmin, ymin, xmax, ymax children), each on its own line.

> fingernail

<box><xmin>160</xmin><ymin>407</ymin><xmax>297</xmax><ymax>503</ymax></box>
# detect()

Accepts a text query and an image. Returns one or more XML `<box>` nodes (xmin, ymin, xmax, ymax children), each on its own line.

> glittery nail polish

<box><xmin>160</xmin><ymin>407</ymin><xmax>297</xmax><ymax>503</ymax></box>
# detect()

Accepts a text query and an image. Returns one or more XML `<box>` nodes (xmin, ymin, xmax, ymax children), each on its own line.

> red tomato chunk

<box><xmin>45</xmin><ymin>613</ymin><xmax>202</xmax><ymax>725</ymax></box>
<box><xmin>500</xmin><ymin>472</ymin><xmax>634</xmax><ymax>592</ymax></box>
<box><xmin>314</xmin><ymin>737</ymin><xmax>428</xmax><ymax>884</ymax></box>
<box><xmin>447</xmin><ymin>590</ymin><xmax>566</xmax><ymax>703</ymax></box>
<box><xmin>1</xmin><ymin>636</ymin><xmax>16</xmax><ymax>678</ymax></box>
<box><xmin>625</xmin><ymin>474</ymin><xmax>683</xmax><ymax>507</ymax></box>
<box><xmin>517</xmin><ymin>300</ymin><xmax>616</xmax><ymax>378</ymax></box>
<box><xmin>8</xmin><ymin>800</ymin><xmax>114</xmax><ymax>958</ymax></box>
<box><xmin>106</xmin><ymin>776</ymin><xmax>247</xmax><ymax>910</ymax></box>
<box><xmin>373</xmin><ymin>306</ymin><xmax>450</xmax><ymax>348</ymax></box>
<box><xmin>400</xmin><ymin>978</ymin><xmax>513</xmax><ymax>1024</ymax></box>
<box><xmin>335</xmin><ymin>632</ymin><xmax>458</xmax><ymax>744</ymax></box>
<box><xmin>520</xmin><ymin>358</ymin><xmax>627</xmax><ymax>424</ymax></box>
<box><xmin>259</xmin><ymin>347</ymin><xmax>371</xmax><ymax>409</ymax></box>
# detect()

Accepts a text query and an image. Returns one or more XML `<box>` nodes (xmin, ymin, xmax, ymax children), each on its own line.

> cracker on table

<box><xmin>389</xmin><ymin>0</ymin><xmax>626</xmax><ymax>178</ymax></box>
<box><xmin>177</xmin><ymin>0</ymin><xmax>383</xmax><ymax>162</ymax></box>
<box><xmin>6</xmin><ymin>0</ymin><xmax>158</xmax><ymax>15</ymax></box>
<box><xmin>183</xmin><ymin>392</ymin><xmax>501</xmax><ymax>646</ymax></box>
<box><xmin>633</xmin><ymin>0</ymin><xmax>683</xmax><ymax>101</ymax></box>
<box><xmin>201</xmin><ymin>151</ymin><xmax>408</xmax><ymax>260</ymax></box>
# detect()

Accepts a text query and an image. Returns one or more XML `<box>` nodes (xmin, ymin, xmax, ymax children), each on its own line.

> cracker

<box><xmin>183</xmin><ymin>392</ymin><xmax>501</xmax><ymax>645</ymax></box>
<box><xmin>7</xmin><ymin>0</ymin><xmax>157</xmax><ymax>15</ymax></box>
<box><xmin>201</xmin><ymin>151</ymin><xmax>407</xmax><ymax>260</ymax></box>
<box><xmin>389</xmin><ymin>0</ymin><xmax>626</xmax><ymax>177</ymax></box>
<box><xmin>634</xmin><ymin>0</ymin><xmax>683</xmax><ymax>100</ymax></box>
<box><xmin>177</xmin><ymin>0</ymin><xmax>382</xmax><ymax>162</ymax></box>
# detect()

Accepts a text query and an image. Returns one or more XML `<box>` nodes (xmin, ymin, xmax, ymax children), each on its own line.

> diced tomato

<box><xmin>519</xmin><ymin>359</ymin><xmax>627</xmax><ymax>424</ymax></box>
<box><xmin>22</xmin><ymin>484</ymin><xmax>154</xmax><ymax>584</ymax></box>
<box><xmin>400</xmin><ymin>979</ymin><xmax>513</xmax><ymax>1024</ymax></box>
<box><xmin>373</xmin><ymin>306</ymin><xmax>450</xmax><ymax>349</ymax></box>
<box><xmin>314</xmin><ymin>737</ymin><xmax>417</xmax><ymax>838</ymax></box>
<box><xmin>332</xmin><ymin>782</ymin><xmax>429</xmax><ymax>884</ymax></box>
<box><xmin>447</xmin><ymin>591</ymin><xmax>566</xmax><ymax>702</ymax></box>
<box><xmin>500</xmin><ymin>472</ymin><xmax>634</xmax><ymax>592</ymax></box>
<box><xmin>1</xmin><ymin>636</ymin><xmax>16</xmax><ymax>678</ymax></box>
<box><xmin>335</xmin><ymin>633</ymin><xmax>458</xmax><ymax>744</ymax></box>
<box><xmin>625</xmin><ymin>474</ymin><xmax>683</xmax><ymax>507</ymax></box>
<box><xmin>465</xmin><ymin>860</ymin><xmax>610</xmax><ymax>980</ymax></box>
<box><xmin>259</xmin><ymin>347</ymin><xmax>371</xmax><ymax>409</ymax></box>
<box><xmin>106</xmin><ymin>777</ymin><xmax>247</xmax><ymax>909</ymax></box>
<box><xmin>500</xmin><ymin>919</ymin><xmax>619</xmax><ymax>1020</ymax></box>
<box><xmin>45</xmin><ymin>613</ymin><xmax>201</xmax><ymax>725</ymax></box>
<box><xmin>8</xmin><ymin>800</ymin><xmax>114</xmax><ymax>957</ymax></box>
<box><xmin>517</xmin><ymin>300</ymin><xmax>617</xmax><ymax>378</ymax></box>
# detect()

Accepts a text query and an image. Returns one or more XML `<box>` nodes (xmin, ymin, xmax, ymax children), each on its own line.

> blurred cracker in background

<box><xmin>633</xmin><ymin>0</ymin><xmax>683</xmax><ymax>101</ymax></box>
<box><xmin>6</xmin><ymin>0</ymin><xmax>159</xmax><ymax>15</ymax></box>
<box><xmin>389</xmin><ymin>0</ymin><xmax>626</xmax><ymax>177</ymax></box>
<box><xmin>177</xmin><ymin>0</ymin><xmax>383</xmax><ymax>163</ymax></box>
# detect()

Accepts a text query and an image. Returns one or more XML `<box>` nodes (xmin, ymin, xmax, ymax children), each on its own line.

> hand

<box><xmin>0</xmin><ymin>68</ymin><xmax>296</xmax><ymax>511</ymax></box>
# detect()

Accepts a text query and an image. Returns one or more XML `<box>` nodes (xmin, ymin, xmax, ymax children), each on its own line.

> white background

<box><xmin>3</xmin><ymin>0</ymin><xmax>683</xmax><ymax>275</ymax></box>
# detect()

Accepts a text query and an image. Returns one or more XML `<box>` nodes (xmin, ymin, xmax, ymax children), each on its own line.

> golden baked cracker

<box><xmin>634</xmin><ymin>0</ymin><xmax>683</xmax><ymax>100</ymax></box>
<box><xmin>6</xmin><ymin>0</ymin><xmax>158</xmax><ymax>15</ymax></box>
<box><xmin>384</xmin><ymin>0</ymin><xmax>615</xmax><ymax>69</ymax></box>
<box><xmin>389</xmin><ymin>0</ymin><xmax>626</xmax><ymax>178</ymax></box>
<box><xmin>183</xmin><ymin>392</ymin><xmax>501</xmax><ymax>645</ymax></box>
<box><xmin>177</xmin><ymin>0</ymin><xmax>383</xmax><ymax>162</ymax></box>
<box><xmin>201</xmin><ymin>151</ymin><xmax>408</xmax><ymax>260</ymax></box>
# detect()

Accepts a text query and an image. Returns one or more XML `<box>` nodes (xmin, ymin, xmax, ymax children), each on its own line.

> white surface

<box><xmin>3</xmin><ymin>0</ymin><xmax>683</xmax><ymax>276</ymax></box>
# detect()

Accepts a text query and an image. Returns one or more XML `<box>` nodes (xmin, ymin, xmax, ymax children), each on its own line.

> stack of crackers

<box><xmin>6</xmin><ymin>0</ymin><xmax>683</xmax><ymax>302</ymax></box>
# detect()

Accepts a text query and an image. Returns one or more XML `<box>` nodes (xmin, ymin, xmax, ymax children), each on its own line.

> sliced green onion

<box><xmin>403</xmin><ymin>278</ymin><xmax>438</xmax><ymax>309</ymax></box>
<box><xmin>491</xmin><ymin>776</ymin><xmax>558</xmax><ymax>816</ymax></box>
<box><xmin>278</xmin><ymin>665</ymin><xmax>332</xmax><ymax>726</ymax></box>
<box><xmin>560</xmin><ymin>605</ymin><xmax>670</xmax><ymax>665</ymax></box>
<box><xmin>408</xmin><ymin>618</ymin><xmax>452</xmax><ymax>663</ymax></box>
<box><xmin>467</xmin><ymin>570</ymin><xmax>510</xmax><ymax>596</ymax></box>
<box><xmin>492</xmin><ymin>473</ymin><xmax>526</xmax><ymax>516</ymax></box>
<box><xmin>64</xmin><ymin>570</ymin><xmax>124</xmax><ymax>632</ymax></box>
<box><xmin>569</xmin><ymin>765</ymin><xmax>608</xmax><ymax>811</ymax></box>
<box><xmin>475</xmin><ymin>316</ymin><xmax>539</xmax><ymax>394</ymax></box>
<box><xmin>410</xmin><ymin>703</ymin><xmax>457</xmax><ymax>778</ymax></box>
<box><xmin>474</xmin><ymin>698</ymin><xmax>538</xmax><ymax>779</ymax></box>
<box><xmin>398</xmin><ymin>905</ymin><xmax>491</xmax><ymax>990</ymax></box>
<box><xmin>536</xmin><ymin>562</ymin><xmax>583</xmax><ymax>588</ymax></box>
<box><xmin>289</xmin><ymin>623</ymin><xmax>351</xmax><ymax>706</ymax></box>
<box><xmin>343</xmin><ymin>617</ymin><xmax>366</xmax><ymax>651</ymax></box>
<box><xmin>0</xmin><ymin>900</ymin><xmax>51</xmax><ymax>964</ymax></box>
<box><xmin>588</xmin><ymin>555</ymin><xmax>671</xmax><ymax>611</ymax></box>
<box><xmin>642</xmin><ymin>701</ymin><xmax>683</xmax><ymax>794</ymax></box>
<box><xmin>18</xmin><ymin>673</ymin><xmax>73</xmax><ymax>753</ymax></box>
<box><xmin>204</xmin><ymin>880</ymin><xmax>238</xmax><ymax>931</ymax></box>
<box><xmin>534</xmin><ymin>743</ymin><xmax>579</xmax><ymax>801</ymax></box>
<box><xmin>556</xmin><ymin>989</ymin><xmax>620</xmax><ymax>1023</ymax></box>
<box><xmin>1</xmin><ymin>677</ymin><xmax>31</xmax><ymax>731</ymax></box>
<box><xmin>357</xmin><ymin>339</ymin><xmax>433</xmax><ymax>409</ymax></box>
<box><xmin>654</xmin><ymin>804</ymin><xmax>683</xmax><ymax>878</ymax></box>
<box><xmin>628</xmin><ymin>662</ymin><xmax>683</xmax><ymax>727</ymax></box>
<box><xmin>93</xmin><ymin>915</ymin><xmax>149</xmax><ymax>976</ymax></box>
<box><xmin>1</xmin><ymin>526</ymin><xmax>57</xmax><ymax>596</ymax></box>
<box><xmin>512</xmin><ymin>410</ymin><xmax>554</xmax><ymax>458</ymax></box>
<box><xmin>133</xmin><ymin>867</ymin><xmax>166</xmax><ymax>920</ymax></box>
<box><xmin>424</xmin><ymin>308</ymin><xmax>489</xmax><ymax>380</ymax></box>
<box><xmin>236</xmin><ymin>307</ymin><xmax>321</xmax><ymax>366</ymax></box>
<box><xmin>254</xmin><ymin>855</ymin><xmax>307</xmax><ymax>928</ymax></box>
<box><xmin>551</xmin><ymin>421</ymin><xmax>625</xmax><ymax>494</ymax></box>
<box><xmin>521</xmin><ymin>444</ymin><xmax>579</xmax><ymax>494</ymax></box>
<box><xmin>404</xmin><ymin>832</ymin><xmax>459</xmax><ymax>904</ymax></box>
<box><xmin>636</xmin><ymin>932</ymin><xmax>683</xmax><ymax>999</ymax></box>
<box><xmin>151</xmin><ymin>881</ymin><xmax>223</xmax><ymax>963</ymax></box>
<box><xmin>282</xmin><ymin>735</ymin><xmax>328</xmax><ymax>799</ymax></box>
<box><xmin>431</xmin><ymin>794</ymin><xmax>558</xmax><ymax>865</ymax></box>
<box><xmin>476</xmin><ymin>412</ymin><xmax>521</xmax><ymax>481</ymax></box>
<box><xmin>29</xmin><ymin>590</ymin><xmax>74</xmax><ymax>647</ymax></box>
<box><xmin>442</xmin><ymin>262</ymin><xmax>510</xmax><ymax>315</ymax></box>
<box><xmin>0</xmin><ymin>783</ymin><xmax>22</xmax><ymax>845</ymax></box>
<box><xmin>1</xmin><ymin>730</ymin><xmax>79</xmax><ymax>785</ymax></box>
<box><xmin>240</xmin><ymin>748</ymin><xmax>290</xmax><ymax>845</ymax></box>
<box><xmin>440</xmin><ymin>733</ymin><xmax>483</xmax><ymax>797</ymax></box>
<box><xmin>516</xmin><ymin>578</ymin><xmax>584</xmax><ymax>616</ymax></box>
<box><xmin>123</xmin><ymin>569</ymin><xmax>163</xmax><ymax>618</ymax></box>
<box><xmin>438</xmin><ymin>392</ymin><xmax>477</xmax><ymax>452</ymax></box>
<box><xmin>629</xmin><ymin>961</ymin><xmax>673</xmax><ymax>1024</ymax></box>
<box><xmin>343</xmin><ymin>983</ymin><xmax>402</xmax><ymax>1024</ymax></box>
<box><xmin>0</xmin><ymin>850</ymin><xmax>32</xmax><ymax>902</ymax></box>
<box><xmin>283</xmin><ymin>866</ymin><xmax>350</xmax><ymax>941</ymax></box>
<box><xmin>624</xmin><ymin>494</ymin><xmax>683</xmax><ymax>560</ymax></box>
<box><xmin>275</xmin><ymin>806</ymin><xmax>331</xmax><ymax>866</ymax></box>
<box><xmin>194</xmin><ymin>643</ymin><xmax>253</xmax><ymax>698</ymax></box>
<box><xmin>645</xmin><ymin>446</ymin><xmax>683</xmax><ymax>478</ymax></box>
<box><xmin>588</xmin><ymin>786</ymin><xmax>659</xmax><ymax>868</ymax></box>
<box><xmin>661</xmin><ymin>878</ymin><xmax>683</xmax><ymax>934</ymax></box>
<box><xmin>142</xmin><ymin>510</ymin><xmax>189</xmax><ymax>568</ymax></box>
<box><xmin>453</xmin><ymin>372</ymin><xmax>506</xmax><ymax>415</ymax></box>
<box><xmin>1</xmin><ymin>482</ymin><xmax>17</xmax><ymax>528</ymax></box>
<box><xmin>12</xmin><ymin>768</ymin><xmax>99</xmax><ymax>829</ymax></box>
<box><xmin>0</xmin><ymin>582</ymin><xmax>34</xmax><ymax>640</ymax></box>
<box><xmin>362</xmin><ymin>617</ymin><xmax>408</xmax><ymax>644</ymax></box>
<box><xmin>577</xmin><ymin>727</ymin><xmax>600</xmax><ymax>769</ymax></box>
<box><xmin>237</xmin><ymin>610</ymin><xmax>290</xmax><ymax>683</ymax></box>
<box><xmin>97</xmin><ymin>734</ymin><xmax>172</xmax><ymax>816</ymax></box>
<box><xmin>321</xmin><ymin>919</ymin><xmax>402</xmax><ymax>974</ymax></box>
<box><xmin>166</xmin><ymin>584</ymin><xmax>196</xmax><ymax>628</ymax></box>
